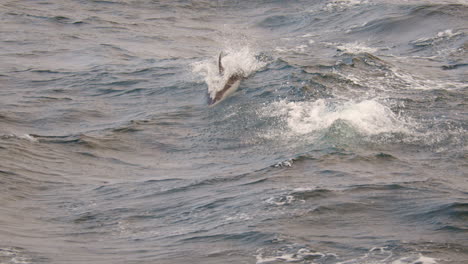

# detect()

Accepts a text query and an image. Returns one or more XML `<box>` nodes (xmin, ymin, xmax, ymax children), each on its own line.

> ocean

<box><xmin>0</xmin><ymin>0</ymin><xmax>467</xmax><ymax>263</ymax></box>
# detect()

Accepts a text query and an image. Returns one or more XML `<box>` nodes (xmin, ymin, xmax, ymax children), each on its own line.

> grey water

<box><xmin>0</xmin><ymin>0</ymin><xmax>467</xmax><ymax>263</ymax></box>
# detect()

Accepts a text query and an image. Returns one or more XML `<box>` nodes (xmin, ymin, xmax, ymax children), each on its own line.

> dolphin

<box><xmin>208</xmin><ymin>52</ymin><xmax>244</xmax><ymax>106</ymax></box>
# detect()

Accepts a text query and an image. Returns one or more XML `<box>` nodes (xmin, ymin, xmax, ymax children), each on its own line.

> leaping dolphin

<box><xmin>208</xmin><ymin>52</ymin><xmax>244</xmax><ymax>106</ymax></box>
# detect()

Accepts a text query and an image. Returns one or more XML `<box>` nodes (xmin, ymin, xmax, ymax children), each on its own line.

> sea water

<box><xmin>0</xmin><ymin>1</ymin><xmax>467</xmax><ymax>263</ymax></box>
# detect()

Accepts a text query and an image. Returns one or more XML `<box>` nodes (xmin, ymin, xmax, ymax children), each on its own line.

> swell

<box><xmin>350</xmin><ymin>4</ymin><xmax>468</xmax><ymax>36</ymax></box>
<box><xmin>405</xmin><ymin>202</ymin><xmax>468</xmax><ymax>232</ymax></box>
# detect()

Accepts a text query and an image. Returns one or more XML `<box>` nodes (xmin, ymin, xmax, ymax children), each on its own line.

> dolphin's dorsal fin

<box><xmin>218</xmin><ymin>52</ymin><xmax>225</xmax><ymax>75</ymax></box>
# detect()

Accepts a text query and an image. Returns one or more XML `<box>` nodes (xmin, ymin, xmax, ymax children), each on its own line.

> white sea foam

<box><xmin>0</xmin><ymin>247</ymin><xmax>33</xmax><ymax>264</ymax></box>
<box><xmin>256</xmin><ymin>248</ymin><xmax>327</xmax><ymax>264</ymax></box>
<box><xmin>261</xmin><ymin>99</ymin><xmax>411</xmax><ymax>137</ymax></box>
<box><xmin>265</xmin><ymin>195</ymin><xmax>295</xmax><ymax>206</ymax></box>
<box><xmin>336</xmin><ymin>42</ymin><xmax>378</xmax><ymax>54</ymax></box>
<box><xmin>301</xmin><ymin>33</ymin><xmax>316</xmax><ymax>38</ymax></box>
<box><xmin>223</xmin><ymin>213</ymin><xmax>251</xmax><ymax>222</ymax></box>
<box><xmin>192</xmin><ymin>46</ymin><xmax>266</xmax><ymax>100</ymax></box>
<box><xmin>275</xmin><ymin>44</ymin><xmax>309</xmax><ymax>54</ymax></box>
<box><xmin>411</xmin><ymin>29</ymin><xmax>463</xmax><ymax>46</ymax></box>
<box><xmin>0</xmin><ymin>133</ymin><xmax>38</xmax><ymax>142</ymax></box>
<box><xmin>436</xmin><ymin>29</ymin><xmax>461</xmax><ymax>39</ymax></box>
<box><xmin>391</xmin><ymin>66</ymin><xmax>465</xmax><ymax>90</ymax></box>
<box><xmin>391</xmin><ymin>254</ymin><xmax>438</xmax><ymax>264</ymax></box>
<box><xmin>274</xmin><ymin>159</ymin><xmax>294</xmax><ymax>168</ymax></box>
<box><xmin>19</xmin><ymin>134</ymin><xmax>38</xmax><ymax>142</ymax></box>
<box><xmin>256</xmin><ymin>245</ymin><xmax>440</xmax><ymax>264</ymax></box>
<box><xmin>335</xmin><ymin>55</ymin><xmax>466</xmax><ymax>91</ymax></box>
<box><xmin>323</xmin><ymin>0</ymin><xmax>369</xmax><ymax>11</ymax></box>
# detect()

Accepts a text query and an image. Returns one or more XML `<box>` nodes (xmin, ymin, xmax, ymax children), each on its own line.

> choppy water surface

<box><xmin>1</xmin><ymin>0</ymin><xmax>467</xmax><ymax>263</ymax></box>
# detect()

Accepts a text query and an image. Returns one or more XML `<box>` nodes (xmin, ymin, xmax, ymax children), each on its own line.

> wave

<box><xmin>405</xmin><ymin>202</ymin><xmax>468</xmax><ymax>233</ymax></box>
<box><xmin>350</xmin><ymin>4</ymin><xmax>468</xmax><ymax>36</ymax></box>
<box><xmin>411</xmin><ymin>29</ymin><xmax>464</xmax><ymax>47</ymax></box>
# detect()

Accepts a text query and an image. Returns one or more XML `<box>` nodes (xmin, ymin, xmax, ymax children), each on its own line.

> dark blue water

<box><xmin>1</xmin><ymin>1</ymin><xmax>467</xmax><ymax>263</ymax></box>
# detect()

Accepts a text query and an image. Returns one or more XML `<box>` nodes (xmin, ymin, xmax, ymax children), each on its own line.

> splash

<box><xmin>261</xmin><ymin>99</ymin><xmax>412</xmax><ymax>137</ymax></box>
<box><xmin>192</xmin><ymin>46</ymin><xmax>266</xmax><ymax>101</ymax></box>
